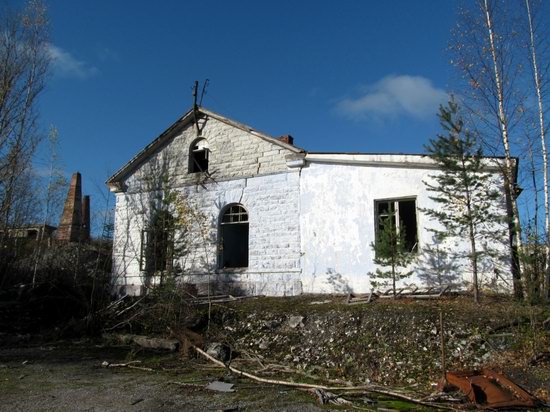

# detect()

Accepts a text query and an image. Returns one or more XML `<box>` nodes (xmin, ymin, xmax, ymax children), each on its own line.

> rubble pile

<box><xmin>209</xmin><ymin>296</ymin><xmax>538</xmax><ymax>388</ymax></box>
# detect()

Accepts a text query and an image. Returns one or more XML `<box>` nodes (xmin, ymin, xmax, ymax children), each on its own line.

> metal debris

<box><xmin>443</xmin><ymin>368</ymin><xmax>541</xmax><ymax>409</ymax></box>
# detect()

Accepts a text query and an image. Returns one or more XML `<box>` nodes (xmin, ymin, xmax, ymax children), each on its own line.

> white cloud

<box><xmin>335</xmin><ymin>75</ymin><xmax>448</xmax><ymax>120</ymax></box>
<box><xmin>47</xmin><ymin>44</ymin><xmax>99</xmax><ymax>79</ymax></box>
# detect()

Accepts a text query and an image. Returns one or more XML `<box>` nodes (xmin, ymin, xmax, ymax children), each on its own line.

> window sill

<box><xmin>216</xmin><ymin>267</ymin><xmax>248</xmax><ymax>273</ymax></box>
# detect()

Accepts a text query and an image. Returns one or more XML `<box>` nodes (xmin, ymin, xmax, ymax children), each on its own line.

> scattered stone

<box><xmin>287</xmin><ymin>316</ymin><xmax>304</xmax><ymax>329</ymax></box>
<box><xmin>258</xmin><ymin>340</ymin><xmax>268</xmax><ymax>350</ymax></box>
<box><xmin>260</xmin><ymin>319</ymin><xmax>280</xmax><ymax>330</ymax></box>
<box><xmin>132</xmin><ymin>336</ymin><xmax>179</xmax><ymax>352</ymax></box>
<box><xmin>206</xmin><ymin>342</ymin><xmax>231</xmax><ymax>362</ymax></box>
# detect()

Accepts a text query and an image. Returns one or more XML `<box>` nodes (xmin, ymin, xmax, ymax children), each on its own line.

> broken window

<box><xmin>140</xmin><ymin>210</ymin><xmax>174</xmax><ymax>274</ymax></box>
<box><xmin>375</xmin><ymin>198</ymin><xmax>418</xmax><ymax>253</ymax></box>
<box><xmin>189</xmin><ymin>138</ymin><xmax>209</xmax><ymax>173</ymax></box>
<box><xmin>219</xmin><ymin>204</ymin><xmax>249</xmax><ymax>268</ymax></box>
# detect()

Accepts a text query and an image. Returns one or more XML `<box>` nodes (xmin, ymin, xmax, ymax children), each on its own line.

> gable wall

<box><xmin>121</xmin><ymin>116</ymin><xmax>294</xmax><ymax>193</ymax></box>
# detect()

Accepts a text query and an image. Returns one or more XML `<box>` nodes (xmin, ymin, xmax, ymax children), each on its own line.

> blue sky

<box><xmin>34</xmin><ymin>0</ymin><xmax>458</xmax><ymax>229</ymax></box>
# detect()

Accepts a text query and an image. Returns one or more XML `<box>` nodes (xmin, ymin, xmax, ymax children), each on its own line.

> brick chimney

<box><xmin>278</xmin><ymin>135</ymin><xmax>294</xmax><ymax>145</ymax></box>
<box><xmin>56</xmin><ymin>172</ymin><xmax>83</xmax><ymax>242</ymax></box>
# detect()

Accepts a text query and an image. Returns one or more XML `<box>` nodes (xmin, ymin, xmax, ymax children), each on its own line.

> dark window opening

<box><xmin>219</xmin><ymin>204</ymin><xmax>249</xmax><ymax>268</ymax></box>
<box><xmin>189</xmin><ymin>138</ymin><xmax>209</xmax><ymax>173</ymax></box>
<box><xmin>140</xmin><ymin>210</ymin><xmax>174</xmax><ymax>274</ymax></box>
<box><xmin>375</xmin><ymin>198</ymin><xmax>418</xmax><ymax>253</ymax></box>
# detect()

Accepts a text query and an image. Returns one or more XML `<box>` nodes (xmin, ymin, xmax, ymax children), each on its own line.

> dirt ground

<box><xmin>3</xmin><ymin>295</ymin><xmax>549</xmax><ymax>411</ymax></box>
<box><xmin>0</xmin><ymin>342</ymin><xmax>328</xmax><ymax>412</ymax></box>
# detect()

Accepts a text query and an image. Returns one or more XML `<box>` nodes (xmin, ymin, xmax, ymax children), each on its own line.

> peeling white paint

<box><xmin>110</xmin><ymin>111</ymin><xmax>513</xmax><ymax>297</ymax></box>
<box><xmin>299</xmin><ymin>161</ymin><xmax>511</xmax><ymax>294</ymax></box>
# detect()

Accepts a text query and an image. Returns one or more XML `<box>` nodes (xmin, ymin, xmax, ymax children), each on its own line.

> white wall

<box><xmin>113</xmin><ymin>171</ymin><xmax>302</xmax><ymax>296</ymax></box>
<box><xmin>299</xmin><ymin>161</ymin><xmax>512</xmax><ymax>294</ymax></box>
<box><xmin>112</xmin><ymin>152</ymin><xmax>513</xmax><ymax>297</ymax></box>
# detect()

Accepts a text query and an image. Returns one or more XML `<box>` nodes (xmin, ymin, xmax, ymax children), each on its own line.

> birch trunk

<box><xmin>483</xmin><ymin>0</ymin><xmax>524</xmax><ymax>298</ymax></box>
<box><xmin>525</xmin><ymin>0</ymin><xmax>549</xmax><ymax>300</ymax></box>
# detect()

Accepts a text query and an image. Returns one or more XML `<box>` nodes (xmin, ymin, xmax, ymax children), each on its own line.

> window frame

<box><xmin>188</xmin><ymin>137</ymin><xmax>209</xmax><ymax>174</ymax></box>
<box><xmin>374</xmin><ymin>197</ymin><xmax>419</xmax><ymax>254</ymax></box>
<box><xmin>140</xmin><ymin>213</ymin><xmax>175</xmax><ymax>274</ymax></box>
<box><xmin>218</xmin><ymin>204</ymin><xmax>249</xmax><ymax>269</ymax></box>
<box><xmin>139</xmin><ymin>229</ymin><xmax>150</xmax><ymax>272</ymax></box>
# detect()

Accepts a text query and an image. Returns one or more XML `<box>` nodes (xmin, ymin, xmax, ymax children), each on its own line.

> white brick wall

<box><xmin>122</xmin><ymin>116</ymin><xmax>292</xmax><ymax>192</ymax></box>
<box><xmin>113</xmin><ymin>172</ymin><xmax>302</xmax><ymax>296</ymax></box>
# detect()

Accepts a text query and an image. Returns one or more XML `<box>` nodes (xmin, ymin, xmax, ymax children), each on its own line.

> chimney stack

<box><xmin>278</xmin><ymin>135</ymin><xmax>294</xmax><ymax>145</ymax></box>
<box><xmin>56</xmin><ymin>172</ymin><xmax>83</xmax><ymax>242</ymax></box>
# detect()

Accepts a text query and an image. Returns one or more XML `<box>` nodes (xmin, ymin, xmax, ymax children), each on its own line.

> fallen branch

<box><xmin>101</xmin><ymin>360</ymin><xmax>154</xmax><ymax>372</ymax></box>
<box><xmin>191</xmin><ymin>344</ymin><xmax>454</xmax><ymax>410</ymax></box>
<box><xmin>113</xmin><ymin>296</ymin><xmax>146</xmax><ymax>317</ymax></box>
<box><xmin>103</xmin><ymin>309</ymin><xmax>144</xmax><ymax>332</ymax></box>
<box><xmin>100</xmin><ymin>294</ymin><xmax>128</xmax><ymax>313</ymax></box>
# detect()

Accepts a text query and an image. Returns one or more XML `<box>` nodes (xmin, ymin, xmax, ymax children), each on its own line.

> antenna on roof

<box><xmin>192</xmin><ymin>80</ymin><xmax>199</xmax><ymax>110</ymax></box>
<box><xmin>199</xmin><ymin>79</ymin><xmax>209</xmax><ymax>107</ymax></box>
<box><xmin>192</xmin><ymin>80</ymin><xmax>200</xmax><ymax>136</ymax></box>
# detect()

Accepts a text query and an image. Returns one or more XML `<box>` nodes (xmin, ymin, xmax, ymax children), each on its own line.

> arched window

<box><xmin>219</xmin><ymin>204</ymin><xmax>249</xmax><ymax>268</ymax></box>
<box><xmin>140</xmin><ymin>210</ymin><xmax>174</xmax><ymax>275</ymax></box>
<box><xmin>189</xmin><ymin>138</ymin><xmax>209</xmax><ymax>173</ymax></box>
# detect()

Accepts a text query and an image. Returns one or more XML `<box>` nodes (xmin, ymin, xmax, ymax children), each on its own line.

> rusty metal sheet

<box><xmin>444</xmin><ymin>368</ymin><xmax>541</xmax><ymax>409</ymax></box>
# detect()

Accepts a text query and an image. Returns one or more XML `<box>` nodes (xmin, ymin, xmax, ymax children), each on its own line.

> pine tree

<box><xmin>423</xmin><ymin>100</ymin><xmax>505</xmax><ymax>303</ymax></box>
<box><xmin>370</xmin><ymin>205</ymin><xmax>413</xmax><ymax>298</ymax></box>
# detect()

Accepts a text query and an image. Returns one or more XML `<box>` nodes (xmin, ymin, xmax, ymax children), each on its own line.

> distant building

<box><xmin>1</xmin><ymin>224</ymin><xmax>57</xmax><ymax>241</ymax></box>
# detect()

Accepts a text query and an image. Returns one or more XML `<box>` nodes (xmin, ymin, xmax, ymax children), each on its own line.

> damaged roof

<box><xmin>105</xmin><ymin>106</ymin><xmax>305</xmax><ymax>186</ymax></box>
<box><xmin>106</xmin><ymin>107</ymin><xmax>519</xmax><ymax>188</ymax></box>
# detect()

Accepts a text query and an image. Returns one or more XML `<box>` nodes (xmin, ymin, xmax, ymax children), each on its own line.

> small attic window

<box><xmin>189</xmin><ymin>138</ymin><xmax>209</xmax><ymax>173</ymax></box>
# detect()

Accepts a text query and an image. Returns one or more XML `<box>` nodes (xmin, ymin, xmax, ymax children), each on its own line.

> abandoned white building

<box><xmin>107</xmin><ymin>107</ymin><xmax>513</xmax><ymax>296</ymax></box>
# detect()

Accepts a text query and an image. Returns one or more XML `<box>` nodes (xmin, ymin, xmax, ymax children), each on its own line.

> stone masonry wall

<box><xmin>112</xmin><ymin>113</ymin><xmax>302</xmax><ymax>296</ymax></box>
<box><xmin>113</xmin><ymin>171</ymin><xmax>302</xmax><ymax>297</ymax></box>
<box><xmin>122</xmin><ymin>116</ymin><xmax>294</xmax><ymax>193</ymax></box>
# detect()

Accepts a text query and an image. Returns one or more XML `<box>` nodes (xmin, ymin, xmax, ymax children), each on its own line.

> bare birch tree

<box><xmin>451</xmin><ymin>0</ymin><xmax>525</xmax><ymax>298</ymax></box>
<box><xmin>524</xmin><ymin>0</ymin><xmax>550</xmax><ymax>299</ymax></box>
<box><xmin>32</xmin><ymin>126</ymin><xmax>67</xmax><ymax>285</ymax></box>
<box><xmin>0</xmin><ymin>0</ymin><xmax>50</xmax><ymax>240</ymax></box>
